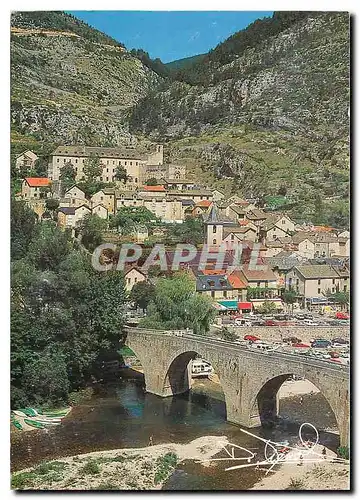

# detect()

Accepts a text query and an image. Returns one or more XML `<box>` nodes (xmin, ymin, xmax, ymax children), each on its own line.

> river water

<box><xmin>11</xmin><ymin>375</ymin><xmax>339</xmax><ymax>490</ymax></box>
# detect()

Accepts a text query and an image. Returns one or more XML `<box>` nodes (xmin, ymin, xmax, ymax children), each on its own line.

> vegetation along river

<box><xmin>11</xmin><ymin>373</ymin><xmax>339</xmax><ymax>490</ymax></box>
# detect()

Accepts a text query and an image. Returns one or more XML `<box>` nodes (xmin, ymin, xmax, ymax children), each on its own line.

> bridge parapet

<box><xmin>124</xmin><ymin>328</ymin><xmax>350</xmax><ymax>447</ymax></box>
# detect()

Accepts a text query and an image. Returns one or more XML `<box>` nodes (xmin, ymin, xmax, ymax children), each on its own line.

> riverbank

<box><xmin>11</xmin><ymin>435</ymin><xmax>229</xmax><ymax>490</ymax></box>
<box><xmin>251</xmin><ymin>455</ymin><xmax>350</xmax><ymax>490</ymax></box>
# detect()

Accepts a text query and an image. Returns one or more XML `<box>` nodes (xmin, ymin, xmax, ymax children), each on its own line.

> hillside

<box><xmin>165</xmin><ymin>53</ymin><xmax>206</xmax><ymax>71</ymax></box>
<box><xmin>130</xmin><ymin>11</ymin><xmax>350</xmax><ymax>227</ymax></box>
<box><xmin>11</xmin><ymin>11</ymin><xmax>161</xmax><ymax>150</ymax></box>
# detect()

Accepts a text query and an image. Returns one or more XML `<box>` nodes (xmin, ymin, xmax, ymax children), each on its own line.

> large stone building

<box><xmin>47</xmin><ymin>144</ymin><xmax>187</xmax><ymax>188</ymax></box>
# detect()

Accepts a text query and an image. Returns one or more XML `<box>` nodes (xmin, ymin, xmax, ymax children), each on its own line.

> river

<box><xmin>11</xmin><ymin>374</ymin><xmax>339</xmax><ymax>490</ymax></box>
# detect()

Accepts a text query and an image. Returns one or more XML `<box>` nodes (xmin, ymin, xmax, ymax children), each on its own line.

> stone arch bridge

<box><xmin>125</xmin><ymin>328</ymin><xmax>350</xmax><ymax>447</ymax></box>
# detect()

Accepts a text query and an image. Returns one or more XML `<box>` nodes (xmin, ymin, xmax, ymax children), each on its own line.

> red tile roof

<box><xmin>142</xmin><ymin>185</ymin><xmax>166</xmax><ymax>192</ymax></box>
<box><xmin>25</xmin><ymin>177</ymin><xmax>51</xmax><ymax>187</ymax></box>
<box><xmin>228</xmin><ymin>274</ymin><xmax>247</xmax><ymax>289</ymax></box>
<box><xmin>195</xmin><ymin>200</ymin><xmax>212</xmax><ymax>208</ymax></box>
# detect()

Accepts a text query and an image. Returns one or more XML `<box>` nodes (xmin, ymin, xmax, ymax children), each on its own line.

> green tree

<box><xmin>28</xmin><ymin>222</ymin><xmax>72</xmax><ymax>271</ymax></box>
<box><xmin>165</xmin><ymin>217</ymin><xmax>205</xmax><ymax>245</ymax></box>
<box><xmin>258</xmin><ymin>301</ymin><xmax>277</xmax><ymax>314</ymax></box>
<box><xmin>129</xmin><ymin>281</ymin><xmax>155</xmax><ymax>311</ymax></box>
<box><xmin>109</xmin><ymin>206</ymin><xmax>159</xmax><ymax>234</ymax></box>
<box><xmin>84</xmin><ymin>154</ymin><xmax>102</xmax><ymax>183</ymax></box>
<box><xmin>145</xmin><ymin>177</ymin><xmax>159</xmax><ymax>186</ymax></box>
<box><xmin>221</xmin><ymin>327</ymin><xmax>238</xmax><ymax>341</ymax></box>
<box><xmin>114</xmin><ymin>165</ymin><xmax>130</xmax><ymax>184</ymax></box>
<box><xmin>78</xmin><ymin>214</ymin><xmax>107</xmax><ymax>252</ymax></box>
<box><xmin>45</xmin><ymin>198</ymin><xmax>59</xmax><ymax>218</ymax></box>
<box><xmin>60</xmin><ymin>161</ymin><xmax>76</xmax><ymax>192</ymax></box>
<box><xmin>139</xmin><ymin>273</ymin><xmax>215</xmax><ymax>335</ymax></box>
<box><xmin>282</xmin><ymin>289</ymin><xmax>297</xmax><ymax>314</ymax></box>
<box><xmin>11</xmin><ymin>200</ymin><xmax>37</xmax><ymax>260</ymax></box>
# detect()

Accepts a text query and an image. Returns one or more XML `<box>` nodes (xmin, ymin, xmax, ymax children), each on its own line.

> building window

<box><xmin>125</xmin><ymin>161</ymin><xmax>127</xmax><ymax>166</ymax></box>
<box><xmin>63</xmin><ymin>158</ymin><xmax>66</xmax><ymax>162</ymax></box>
<box><xmin>211</xmin><ymin>291</ymin><xmax>215</xmax><ymax>298</ymax></box>
<box><xmin>318</xmin><ymin>288</ymin><xmax>321</xmax><ymax>294</ymax></box>
<box><xmin>106</xmin><ymin>177</ymin><xmax>108</xmax><ymax>181</ymax></box>
<box><xmin>318</xmin><ymin>279</ymin><xmax>321</xmax><ymax>285</ymax></box>
<box><xmin>332</xmin><ymin>287</ymin><xmax>335</xmax><ymax>293</ymax></box>
<box><xmin>134</xmin><ymin>277</ymin><xmax>137</xmax><ymax>283</ymax></box>
<box><xmin>223</xmin><ymin>291</ymin><xmax>227</xmax><ymax>298</ymax></box>
<box><xmin>107</xmin><ymin>168</ymin><xmax>109</xmax><ymax>173</ymax></box>
<box><xmin>57</xmin><ymin>158</ymin><xmax>59</xmax><ymax>163</ymax></box>
<box><xmin>130</xmin><ymin>162</ymin><xmax>132</xmax><ymax>166</ymax></box>
<box><xmin>213</xmin><ymin>225</ymin><xmax>216</xmax><ymax>233</ymax></box>
<box><xmin>332</xmin><ymin>278</ymin><xmax>335</xmax><ymax>285</ymax></box>
<box><xmin>282</xmin><ymin>219</ymin><xmax>285</xmax><ymax>224</ymax></box>
<box><xmin>75</xmin><ymin>159</ymin><xmax>78</xmax><ymax>163</ymax></box>
<box><xmin>135</xmin><ymin>178</ymin><xmax>138</xmax><ymax>183</ymax></box>
<box><xmin>136</xmin><ymin>162</ymin><xmax>138</xmax><ymax>166</ymax></box>
<box><xmin>212</xmin><ymin>238</ymin><xmax>217</xmax><ymax>245</ymax></box>
<box><xmin>296</xmin><ymin>279</ymin><xmax>299</xmax><ymax>285</ymax></box>
<box><xmin>344</xmin><ymin>285</ymin><xmax>347</xmax><ymax>292</ymax></box>
<box><xmin>257</xmin><ymin>282</ymin><xmax>261</xmax><ymax>287</ymax></box>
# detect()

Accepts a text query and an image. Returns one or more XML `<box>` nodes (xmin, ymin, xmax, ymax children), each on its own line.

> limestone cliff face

<box><xmin>130</xmin><ymin>12</ymin><xmax>349</xmax><ymax>142</ymax></box>
<box><xmin>11</xmin><ymin>11</ymin><xmax>161</xmax><ymax>146</ymax></box>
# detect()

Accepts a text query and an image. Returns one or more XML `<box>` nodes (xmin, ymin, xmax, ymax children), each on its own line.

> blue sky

<box><xmin>67</xmin><ymin>11</ymin><xmax>273</xmax><ymax>63</ymax></box>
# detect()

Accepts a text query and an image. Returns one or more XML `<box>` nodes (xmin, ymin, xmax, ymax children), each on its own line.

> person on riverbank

<box><xmin>148</xmin><ymin>436</ymin><xmax>153</xmax><ymax>446</ymax></box>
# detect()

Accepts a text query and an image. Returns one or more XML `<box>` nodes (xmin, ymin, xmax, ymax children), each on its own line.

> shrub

<box><xmin>154</xmin><ymin>453</ymin><xmax>178</xmax><ymax>484</ymax></box>
<box><xmin>81</xmin><ymin>460</ymin><xmax>101</xmax><ymax>475</ymax></box>
<box><xmin>337</xmin><ymin>446</ymin><xmax>349</xmax><ymax>460</ymax></box>
<box><xmin>286</xmin><ymin>477</ymin><xmax>305</xmax><ymax>490</ymax></box>
<box><xmin>11</xmin><ymin>472</ymin><xmax>36</xmax><ymax>490</ymax></box>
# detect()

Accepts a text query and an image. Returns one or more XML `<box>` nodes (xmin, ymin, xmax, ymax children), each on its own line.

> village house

<box><xmin>285</xmin><ymin>264</ymin><xmax>349</xmax><ymax>302</ymax></box>
<box><xmin>222</xmin><ymin>226</ymin><xmax>257</xmax><ymax>247</ymax></box>
<box><xmin>192</xmin><ymin>200</ymin><xmax>213</xmax><ymax>216</ymax></box>
<box><xmin>92</xmin><ymin>204</ymin><xmax>108</xmax><ymax>219</ymax></box>
<box><xmin>239</xmin><ymin>264</ymin><xmax>283</xmax><ymax>312</ymax></box>
<box><xmin>90</xmin><ymin>188</ymin><xmax>116</xmax><ymax>214</ymax></box>
<box><xmin>57</xmin><ymin>204</ymin><xmax>91</xmax><ymax>229</ymax></box>
<box><xmin>211</xmin><ymin>189</ymin><xmax>225</xmax><ymax>202</ymax></box>
<box><xmin>63</xmin><ymin>185</ymin><xmax>86</xmax><ymax>207</ymax></box>
<box><xmin>21</xmin><ymin>177</ymin><xmax>51</xmax><ymax>199</ymax></box>
<box><xmin>15</xmin><ymin>150</ymin><xmax>38</xmax><ymax>172</ymax></box>
<box><xmin>124</xmin><ymin>267</ymin><xmax>147</xmax><ymax>292</ymax></box>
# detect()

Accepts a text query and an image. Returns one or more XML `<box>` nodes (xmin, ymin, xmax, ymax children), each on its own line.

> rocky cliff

<box><xmin>11</xmin><ymin>11</ymin><xmax>161</xmax><ymax>147</ymax></box>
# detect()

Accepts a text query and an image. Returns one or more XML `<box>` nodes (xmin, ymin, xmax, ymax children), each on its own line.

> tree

<box><xmin>139</xmin><ymin>273</ymin><xmax>215</xmax><ymax>335</ymax></box>
<box><xmin>60</xmin><ymin>161</ymin><xmax>76</xmax><ymax>192</ymax></box>
<box><xmin>145</xmin><ymin>177</ymin><xmax>159</xmax><ymax>186</ymax></box>
<box><xmin>221</xmin><ymin>327</ymin><xmax>237</xmax><ymax>341</ymax></box>
<box><xmin>114</xmin><ymin>165</ymin><xmax>130</xmax><ymax>184</ymax></box>
<box><xmin>28</xmin><ymin>222</ymin><xmax>73</xmax><ymax>271</ymax></box>
<box><xmin>258</xmin><ymin>301</ymin><xmax>277</xmax><ymax>314</ymax></box>
<box><xmin>84</xmin><ymin>154</ymin><xmax>102</xmax><ymax>183</ymax></box>
<box><xmin>109</xmin><ymin>206</ymin><xmax>159</xmax><ymax>234</ymax></box>
<box><xmin>282</xmin><ymin>289</ymin><xmax>297</xmax><ymax>314</ymax></box>
<box><xmin>45</xmin><ymin>198</ymin><xmax>59</xmax><ymax>217</ymax></box>
<box><xmin>165</xmin><ymin>216</ymin><xmax>205</xmax><ymax>245</ymax></box>
<box><xmin>130</xmin><ymin>281</ymin><xmax>155</xmax><ymax>311</ymax></box>
<box><xmin>11</xmin><ymin>200</ymin><xmax>38</xmax><ymax>260</ymax></box>
<box><xmin>77</xmin><ymin>214</ymin><xmax>107</xmax><ymax>252</ymax></box>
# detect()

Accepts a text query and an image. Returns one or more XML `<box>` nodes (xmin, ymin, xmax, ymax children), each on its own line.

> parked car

<box><xmin>264</xmin><ymin>319</ymin><xmax>277</xmax><ymax>326</ymax></box>
<box><xmin>303</xmin><ymin>319</ymin><xmax>319</xmax><ymax>326</ymax></box>
<box><xmin>311</xmin><ymin>339</ymin><xmax>332</xmax><ymax>348</ymax></box>
<box><xmin>336</xmin><ymin>312</ymin><xmax>349</xmax><ymax>320</ymax></box>
<box><xmin>235</xmin><ymin>318</ymin><xmax>252</xmax><ymax>326</ymax></box>
<box><xmin>292</xmin><ymin>342</ymin><xmax>310</xmax><ymax>348</ymax></box>
<box><xmin>332</xmin><ymin>337</ymin><xmax>349</xmax><ymax>346</ymax></box>
<box><xmin>244</xmin><ymin>334</ymin><xmax>260</xmax><ymax>342</ymax></box>
<box><xmin>329</xmin><ymin>351</ymin><xmax>340</xmax><ymax>359</ymax></box>
<box><xmin>283</xmin><ymin>336</ymin><xmax>302</xmax><ymax>344</ymax></box>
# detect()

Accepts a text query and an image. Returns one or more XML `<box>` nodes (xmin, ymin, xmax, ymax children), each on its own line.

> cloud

<box><xmin>188</xmin><ymin>31</ymin><xmax>200</xmax><ymax>43</ymax></box>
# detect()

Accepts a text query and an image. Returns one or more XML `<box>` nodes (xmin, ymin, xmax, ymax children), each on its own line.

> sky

<box><xmin>67</xmin><ymin>11</ymin><xmax>273</xmax><ymax>63</ymax></box>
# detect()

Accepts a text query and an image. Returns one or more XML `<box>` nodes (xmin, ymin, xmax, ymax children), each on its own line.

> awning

<box><xmin>217</xmin><ymin>300</ymin><xmax>238</xmax><ymax>310</ymax></box>
<box><xmin>238</xmin><ymin>302</ymin><xmax>252</xmax><ymax>310</ymax></box>
<box><xmin>251</xmin><ymin>300</ymin><xmax>284</xmax><ymax>310</ymax></box>
<box><xmin>213</xmin><ymin>302</ymin><xmax>227</xmax><ymax>310</ymax></box>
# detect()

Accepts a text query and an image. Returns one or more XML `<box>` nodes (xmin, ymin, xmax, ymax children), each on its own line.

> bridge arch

<box><xmin>247</xmin><ymin>370</ymin><xmax>348</xmax><ymax>446</ymax></box>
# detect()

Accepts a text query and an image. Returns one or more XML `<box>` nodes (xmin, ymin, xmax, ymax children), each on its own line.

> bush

<box><xmin>81</xmin><ymin>460</ymin><xmax>101</xmax><ymax>475</ymax></box>
<box><xmin>337</xmin><ymin>446</ymin><xmax>349</xmax><ymax>460</ymax></box>
<box><xmin>286</xmin><ymin>477</ymin><xmax>305</xmax><ymax>490</ymax></box>
<box><xmin>11</xmin><ymin>472</ymin><xmax>36</xmax><ymax>490</ymax></box>
<box><xmin>154</xmin><ymin>453</ymin><xmax>178</xmax><ymax>484</ymax></box>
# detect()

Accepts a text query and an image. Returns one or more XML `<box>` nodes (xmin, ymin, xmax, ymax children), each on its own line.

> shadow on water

<box><xmin>11</xmin><ymin>374</ymin><xmax>340</xmax><ymax>490</ymax></box>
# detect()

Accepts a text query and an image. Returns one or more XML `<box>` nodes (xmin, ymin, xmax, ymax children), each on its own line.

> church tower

<box><xmin>205</xmin><ymin>205</ymin><xmax>224</xmax><ymax>246</ymax></box>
